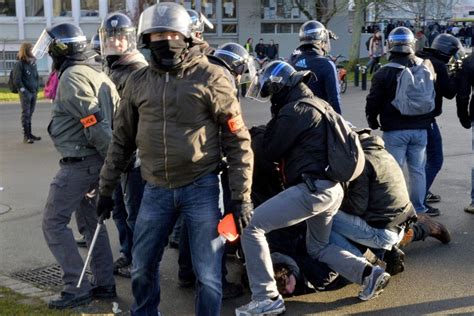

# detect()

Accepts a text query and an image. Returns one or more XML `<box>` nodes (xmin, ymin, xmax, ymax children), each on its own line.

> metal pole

<box><xmin>361</xmin><ymin>66</ymin><xmax>367</xmax><ymax>90</ymax></box>
<box><xmin>354</xmin><ymin>63</ymin><xmax>360</xmax><ymax>87</ymax></box>
<box><xmin>77</xmin><ymin>215</ymin><xmax>104</xmax><ymax>288</ymax></box>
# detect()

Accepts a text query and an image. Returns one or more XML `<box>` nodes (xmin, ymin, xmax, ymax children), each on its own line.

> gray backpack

<box><xmin>385</xmin><ymin>57</ymin><xmax>435</xmax><ymax>116</ymax></box>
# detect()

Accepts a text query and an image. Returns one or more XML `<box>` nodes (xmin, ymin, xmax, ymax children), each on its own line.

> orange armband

<box><xmin>227</xmin><ymin>114</ymin><xmax>245</xmax><ymax>133</ymax></box>
<box><xmin>80</xmin><ymin>112</ymin><xmax>103</xmax><ymax>128</ymax></box>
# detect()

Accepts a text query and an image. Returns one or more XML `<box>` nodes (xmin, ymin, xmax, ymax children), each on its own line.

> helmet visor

<box><xmin>32</xmin><ymin>29</ymin><xmax>54</xmax><ymax>59</ymax></box>
<box><xmin>100</xmin><ymin>29</ymin><xmax>137</xmax><ymax>56</ymax></box>
<box><xmin>246</xmin><ymin>71</ymin><xmax>274</xmax><ymax>103</ymax></box>
<box><xmin>240</xmin><ymin>56</ymin><xmax>257</xmax><ymax>84</ymax></box>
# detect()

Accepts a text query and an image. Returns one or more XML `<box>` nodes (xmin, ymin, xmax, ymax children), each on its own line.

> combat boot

<box><xmin>417</xmin><ymin>214</ymin><xmax>451</xmax><ymax>244</ymax></box>
<box><xmin>398</xmin><ymin>228</ymin><xmax>414</xmax><ymax>247</ymax></box>
<box><xmin>23</xmin><ymin>125</ymin><xmax>34</xmax><ymax>144</ymax></box>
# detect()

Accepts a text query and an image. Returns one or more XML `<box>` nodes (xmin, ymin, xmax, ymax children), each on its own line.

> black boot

<box><xmin>23</xmin><ymin>125</ymin><xmax>34</xmax><ymax>144</ymax></box>
<box><xmin>28</xmin><ymin>123</ymin><xmax>41</xmax><ymax>141</ymax></box>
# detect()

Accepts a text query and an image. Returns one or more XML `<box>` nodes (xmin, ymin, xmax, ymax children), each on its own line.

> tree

<box><xmin>295</xmin><ymin>0</ymin><xmax>350</xmax><ymax>26</ymax></box>
<box><xmin>347</xmin><ymin>0</ymin><xmax>366</xmax><ymax>70</ymax></box>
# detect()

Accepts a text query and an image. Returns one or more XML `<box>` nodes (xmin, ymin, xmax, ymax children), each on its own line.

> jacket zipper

<box><xmin>163</xmin><ymin>72</ymin><xmax>170</xmax><ymax>185</ymax></box>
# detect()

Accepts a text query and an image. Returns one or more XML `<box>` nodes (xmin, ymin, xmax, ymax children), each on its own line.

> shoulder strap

<box><xmin>297</xmin><ymin>97</ymin><xmax>328</xmax><ymax>114</ymax></box>
<box><xmin>384</xmin><ymin>62</ymin><xmax>405</xmax><ymax>69</ymax></box>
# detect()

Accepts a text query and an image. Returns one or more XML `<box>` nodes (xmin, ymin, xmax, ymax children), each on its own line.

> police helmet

<box><xmin>388</xmin><ymin>27</ymin><xmax>415</xmax><ymax>54</ymax></box>
<box><xmin>99</xmin><ymin>12</ymin><xmax>137</xmax><ymax>56</ymax></box>
<box><xmin>90</xmin><ymin>33</ymin><xmax>101</xmax><ymax>55</ymax></box>
<box><xmin>214</xmin><ymin>43</ymin><xmax>257</xmax><ymax>81</ymax></box>
<box><xmin>32</xmin><ymin>23</ymin><xmax>87</xmax><ymax>59</ymax></box>
<box><xmin>299</xmin><ymin>20</ymin><xmax>331</xmax><ymax>53</ymax></box>
<box><xmin>431</xmin><ymin>33</ymin><xmax>463</xmax><ymax>62</ymax></box>
<box><xmin>246</xmin><ymin>61</ymin><xmax>296</xmax><ymax>102</ymax></box>
<box><xmin>187</xmin><ymin>9</ymin><xmax>214</xmax><ymax>39</ymax></box>
<box><xmin>137</xmin><ymin>2</ymin><xmax>192</xmax><ymax>47</ymax></box>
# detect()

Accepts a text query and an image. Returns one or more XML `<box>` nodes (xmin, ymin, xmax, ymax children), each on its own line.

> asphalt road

<box><xmin>1</xmin><ymin>85</ymin><xmax>474</xmax><ymax>315</ymax></box>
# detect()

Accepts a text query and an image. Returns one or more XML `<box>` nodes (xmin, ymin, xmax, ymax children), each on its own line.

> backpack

<box><xmin>299</xmin><ymin>97</ymin><xmax>365</xmax><ymax>182</ymax></box>
<box><xmin>385</xmin><ymin>57</ymin><xmax>435</xmax><ymax>116</ymax></box>
<box><xmin>44</xmin><ymin>71</ymin><xmax>59</xmax><ymax>100</ymax></box>
<box><xmin>8</xmin><ymin>69</ymin><xmax>18</xmax><ymax>93</ymax></box>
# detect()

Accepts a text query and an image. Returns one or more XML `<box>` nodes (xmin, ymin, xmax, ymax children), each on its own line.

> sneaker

<box><xmin>48</xmin><ymin>291</ymin><xmax>92</xmax><ymax>310</ymax></box>
<box><xmin>358</xmin><ymin>266</ymin><xmax>390</xmax><ymax>301</ymax></box>
<box><xmin>464</xmin><ymin>203</ymin><xmax>474</xmax><ymax>213</ymax></box>
<box><xmin>113</xmin><ymin>255</ymin><xmax>131</xmax><ymax>274</ymax></box>
<box><xmin>425</xmin><ymin>192</ymin><xmax>441</xmax><ymax>203</ymax></box>
<box><xmin>235</xmin><ymin>295</ymin><xmax>286</xmax><ymax>316</ymax></box>
<box><xmin>424</xmin><ymin>205</ymin><xmax>440</xmax><ymax>217</ymax></box>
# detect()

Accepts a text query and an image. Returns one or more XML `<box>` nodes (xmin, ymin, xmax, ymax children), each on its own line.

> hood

<box><xmin>360</xmin><ymin>134</ymin><xmax>385</xmax><ymax>151</ymax></box>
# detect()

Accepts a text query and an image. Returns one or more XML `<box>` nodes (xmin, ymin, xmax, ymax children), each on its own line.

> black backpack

<box><xmin>298</xmin><ymin>98</ymin><xmax>365</xmax><ymax>182</ymax></box>
<box><xmin>8</xmin><ymin>69</ymin><xmax>18</xmax><ymax>93</ymax></box>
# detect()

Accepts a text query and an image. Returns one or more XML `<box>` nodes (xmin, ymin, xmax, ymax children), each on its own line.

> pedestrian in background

<box><xmin>13</xmin><ymin>42</ymin><xmax>40</xmax><ymax>144</ymax></box>
<box><xmin>266</xmin><ymin>39</ymin><xmax>279</xmax><ymax>61</ymax></box>
<box><xmin>367</xmin><ymin>30</ymin><xmax>384</xmax><ymax>74</ymax></box>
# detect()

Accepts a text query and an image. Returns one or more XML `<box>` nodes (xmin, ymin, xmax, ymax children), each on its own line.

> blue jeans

<box><xmin>425</xmin><ymin>120</ymin><xmax>443</xmax><ymax>195</ymax></box>
<box><xmin>131</xmin><ymin>173</ymin><xmax>224</xmax><ymax>316</ymax></box>
<box><xmin>329</xmin><ymin>211</ymin><xmax>403</xmax><ymax>258</ymax></box>
<box><xmin>383</xmin><ymin>129</ymin><xmax>428</xmax><ymax>213</ymax></box>
<box><xmin>112</xmin><ymin>166</ymin><xmax>145</xmax><ymax>261</ymax></box>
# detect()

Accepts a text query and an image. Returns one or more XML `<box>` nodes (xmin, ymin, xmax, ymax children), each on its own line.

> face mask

<box><xmin>149</xmin><ymin>39</ymin><xmax>188</xmax><ymax>70</ymax></box>
<box><xmin>51</xmin><ymin>54</ymin><xmax>67</xmax><ymax>71</ymax></box>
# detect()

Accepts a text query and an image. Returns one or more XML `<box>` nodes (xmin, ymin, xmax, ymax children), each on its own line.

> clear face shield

<box><xmin>100</xmin><ymin>29</ymin><xmax>137</xmax><ymax>56</ymax></box>
<box><xmin>246</xmin><ymin>72</ymin><xmax>283</xmax><ymax>103</ymax></box>
<box><xmin>32</xmin><ymin>29</ymin><xmax>54</xmax><ymax>59</ymax></box>
<box><xmin>239</xmin><ymin>56</ymin><xmax>257</xmax><ymax>84</ymax></box>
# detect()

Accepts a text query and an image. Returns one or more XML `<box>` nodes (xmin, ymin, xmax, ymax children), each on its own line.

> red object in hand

<box><xmin>218</xmin><ymin>213</ymin><xmax>239</xmax><ymax>242</ymax></box>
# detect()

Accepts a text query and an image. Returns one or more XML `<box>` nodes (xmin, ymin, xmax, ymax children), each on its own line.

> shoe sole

<box><xmin>235</xmin><ymin>306</ymin><xmax>286</xmax><ymax>316</ymax></box>
<box><xmin>48</xmin><ymin>296</ymin><xmax>92</xmax><ymax>310</ymax></box>
<box><xmin>358</xmin><ymin>273</ymin><xmax>391</xmax><ymax>301</ymax></box>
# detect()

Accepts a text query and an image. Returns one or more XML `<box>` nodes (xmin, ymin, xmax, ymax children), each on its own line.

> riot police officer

<box><xmin>97</xmin><ymin>3</ymin><xmax>253</xmax><ymax>315</ymax></box>
<box><xmin>32</xmin><ymin>22</ymin><xmax>119</xmax><ymax>309</ymax></box>
<box><xmin>288</xmin><ymin>20</ymin><xmax>342</xmax><ymax>114</ymax></box>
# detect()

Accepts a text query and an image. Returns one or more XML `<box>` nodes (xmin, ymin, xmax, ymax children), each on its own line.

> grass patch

<box><xmin>0</xmin><ymin>87</ymin><xmax>45</xmax><ymax>102</ymax></box>
<box><xmin>0</xmin><ymin>287</ymin><xmax>70</xmax><ymax>315</ymax></box>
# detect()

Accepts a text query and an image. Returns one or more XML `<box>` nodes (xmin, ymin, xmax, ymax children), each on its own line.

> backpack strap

<box><xmin>297</xmin><ymin>97</ymin><xmax>329</xmax><ymax>114</ymax></box>
<box><xmin>384</xmin><ymin>62</ymin><xmax>405</xmax><ymax>69</ymax></box>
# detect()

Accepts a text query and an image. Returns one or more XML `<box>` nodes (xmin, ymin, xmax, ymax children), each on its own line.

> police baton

<box><xmin>77</xmin><ymin>214</ymin><xmax>105</xmax><ymax>288</ymax></box>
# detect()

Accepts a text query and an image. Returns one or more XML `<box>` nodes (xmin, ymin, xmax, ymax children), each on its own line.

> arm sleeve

<box><xmin>99</xmin><ymin>93</ymin><xmax>138</xmax><ymax>197</ymax></box>
<box><xmin>13</xmin><ymin>62</ymin><xmax>24</xmax><ymax>89</ymax></box>
<box><xmin>324</xmin><ymin>60</ymin><xmax>342</xmax><ymax>114</ymax></box>
<box><xmin>365</xmin><ymin>70</ymin><xmax>384</xmax><ymax>128</ymax></box>
<box><xmin>436</xmin><ymin>63</ymin><xmax>456</xmax><ymax>100</ymax></box>
<box><xmin>208</xmin><ymin>70</ymin><xmax>253</xmax><ymax>202</ymax></box>
<box><xmin>60</xmin><ymin>71</ymin><xmax>113</xmax><ymax>158</ymax></box>
<box><xmin>456</xmin><ymin>58</ymin><xmax>472</xmax><ymax>120</ymax></box>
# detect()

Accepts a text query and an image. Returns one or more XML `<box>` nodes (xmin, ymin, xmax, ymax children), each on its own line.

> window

<box><xmin>222</xmin><ymin>0</ymin><xmax>236</xmax><ymax>19</ymax></box>
<box><xmin>261</xmin><ymin>23</ymin><xmax>275</xmax><ymax>33</ymax></box>
<box><xmin>53</xmin><ymin>0</ymin><xmax>72</xmax><ymax>17</ymax></box>
<box><xmin>222</xmin><ymin>23</ymin><xmax>237</xmax><ymax>34</ymax></box>
<box><xmin>261</xmin><ymin>0</ymin><xmax>315</xmax><ymax>20</ymax></box>
<box><xmin>108</xmin><ymin>0</ymin><xmax>126</xmax><ymax>12</ymax></box>
<box><xmin>0</xmin><ymin>0</ymin><xmax>16</xmax><ymax>16</ymax></box>
<box><xmin>81</xmin><ymin>0</ymin><xmax>99</xmax><ymax>17</ymax></box>
<box><xmin>25</xmin><ymin>0</ymin><xmax>44</xmax><ymax>16</ymax></box>
<box><xmin>177</xmin><ymin>0</ymin><xmax>196</xmax><ymax>10</ymax></box>
<box><xmin>204</xmin><ymin>22</ymin><xmax>217</xmax><ymax>35</ymax></box>
<box><xmin>277</xmin><ymin>23</ymin><xmax>291</xmax><ymax>33</ymax></box>
<box><xmin>201</xmin><ymin>0</ymin><xmax>216</xmax><ymax>20</ymax></box>
<box><xmin>0</xmin><ymin>51</ymin><xmax>17</xmax><ymax>72</ymax></box>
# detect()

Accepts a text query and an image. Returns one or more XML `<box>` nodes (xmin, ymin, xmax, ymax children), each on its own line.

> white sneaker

<box><xmin>235</xmin><ymin>295</ymin><xmax>286</xmax><ymax>315</ymax></box>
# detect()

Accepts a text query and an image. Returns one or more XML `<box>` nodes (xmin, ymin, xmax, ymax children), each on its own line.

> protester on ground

<box><xmin>99</xmin><ymin>12</ymin><xmax>148</xmax><ymax>279</ymax></box>
<box><xmin>289</xmin><ymin>20</ymin><xmax>342</xmax><ymax>114</ymax></box>
<box><xmin>366</xmin><ymin>26</ymin><xmax>434</xmax><ymax>216</ymax></box>
<box><xmin>97</xmin><ymin>3</ymin><xmax>253</xmax><ymax>315</ymax></box>
<box><xmin>455</xmin><ymin>48</ymin><xmax>474</xmax><ymax>213</ymax></box>
<box><xmin>416</xmin><ymin>33</ymin><xmax>462</xmax><ymax>216</ymax></box>
<box><xmin>236</xmin><ymin>61</ymin><xmax>390</xmax><ymax>316</ymax></box>
<box><xmin>32</xmin><ymin>22</ymin><xmax>119</xmax><ymax>309</ymax></box>
<box><xmin>13</xmin><ymin>42</ymin><xmax>40</xmax><ymax>144</ymax></box>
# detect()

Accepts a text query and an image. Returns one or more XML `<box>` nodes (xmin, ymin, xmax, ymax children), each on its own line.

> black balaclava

<box><xmin>106</xmin><ymin>55</ymin><xmax>121</xmax><ymax>67</ymax></box>
<box><xmin>149</xmin><ymin>38</ymin><xmax>188</xmax><ymax>70</ymax></box>
<box><xmin>51</xmin><ymin>53</ymin><xmax>67</xmax><ymax>71</ymax></box>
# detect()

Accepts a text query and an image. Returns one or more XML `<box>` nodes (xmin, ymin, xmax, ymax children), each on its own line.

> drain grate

<box><xmin>10</xmin><ymin>264</ymin><xmax>91</xmax><ymax>290</ymax></box>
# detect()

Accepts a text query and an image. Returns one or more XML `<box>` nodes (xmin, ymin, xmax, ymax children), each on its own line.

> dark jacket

<box><xmin>340</xmin><ymin>135</ymin><xmax>415</xmax><ymax>228</ymax></box>
<box><xmin>365</xmin><ymin>53</ymin><xmax>433</xmax><ymax>131</ymax></box>
<box><xmin>416</xmin><ymin>48</ymin><xmax>457</xmax><ymax>117</ymax></box>
<box><xmin>264</xmin><ymin>83</ymin><xmax>328</xmax><ymax>186</ymax></box>
<box><xmin>105</xmin><ymin>51</ymin><xmax>148</xmax><ymax>97</ymax></box>
<box><xmin>255</xmin><ymin>43</ymin><xmax>266</xmax><ymax>58</ymax></box>
<box><xmin>99</xmin><ymin>46</ymin><xmax>253</xmax><ymax>201</ymax></box>
<box><xmin>456</xmin><ymin>54</ymin><xmax>474</xmax><ymax>125</ymax></box>
<box><xmin>13</xmin><ymin>59</ymin><xmax>39</xmax><ymax>94</ymax></box>
<box><xmin>289</xmin><ymin>44</ymin><xmax>341</xmax><ymax>114</ymax></box>
<box><xmin>266</xmin><ymin>44</ymin><xmax>278</xmax><ymax>60</ymax></box>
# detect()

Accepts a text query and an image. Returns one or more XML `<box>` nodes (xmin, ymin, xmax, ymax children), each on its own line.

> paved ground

<box><xmin>1</xmin><ymin>85</ymin><xmax>474</xmax><ymax>315</ymax></box>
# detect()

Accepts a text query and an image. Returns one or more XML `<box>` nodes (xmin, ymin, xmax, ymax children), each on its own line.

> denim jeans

<box><xmin>112</xmin><ymin>166</ymin><xmax>145</xmax><ymax>261</ymax></box>
<box><xmin>425</xmin><ymin>120</ymin><xmax>443</xmax><ymax>195</ymax></box>
<box><xmin>242</xmin><ymin>180</ymin><xmax>370</xmax><ymax>302</ymax></box>
<box><xmin>329</xmin><ymin>211</ymin><xmax>403</xmax><ymax>258</ymax></box>
<box><xmin>131</xmin><ymin>173</ymin><xmax>224</xmax><ymax>316</ymax></box>
<box><xmin>383</xmin><ymin>129</ymin><xmax>428</xmax><ymax>213</ymax></box>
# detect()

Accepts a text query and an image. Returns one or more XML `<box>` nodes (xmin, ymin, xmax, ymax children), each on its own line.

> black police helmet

<box><xmin>100</xmin><ymin>12</ymin><xmax>134</xmax><ymax>35</ymax></box>
<box><xmin>299</xmin><ymin>20</ymin><xmax>330</xmax><ymax>52</ymax></box>
<box><xmin>431</xmin><ymin>34</ymin><xmax>462</xmax><ymax>62</ymax></box>
<box><xmin>90</xmin><ymin>33</ymin><xmax>101</xmax><ymax>54</ymax></box>
<box><xmin>388</xmin><ymin>26</ymin><xmax>415</xmax><ymax>54</ymax></box>
<box><xmin>214</xmin><ymin>43</ymin><xmax>252</xmax><ymax>76</ymax></box>
<box><xmin>34</xmin><ymin>23</ymin><xmax>88</xmax><ymax>59</ymax></box>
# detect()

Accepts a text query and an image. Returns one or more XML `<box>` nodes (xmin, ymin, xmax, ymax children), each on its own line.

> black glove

<box><xmin>459</xmin><ymin>115</ymin><xmax>472</xmax><ymax>129</ymax></box>
<box><xmin>231</xmin><ymin>200</ymin><xmax>254</xmax><ymax>234</ymax></box>
<box><xmin>367</xmin><ymin>117</ymin><xmax>380</xmax><ymax>130</ymax></box>
<box><xmin>96</xmin><ymin>195</ymin><xmax>114</xmax><ymax>220</ymax></box>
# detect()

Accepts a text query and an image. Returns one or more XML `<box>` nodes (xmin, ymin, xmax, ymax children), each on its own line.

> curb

<box><xmin>0</xmin><ymin>274</ymin><xmax>56</xmax><ymax>304</ymax></box>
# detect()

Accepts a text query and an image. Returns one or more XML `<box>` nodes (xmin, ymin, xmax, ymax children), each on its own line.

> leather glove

<box><xmin>459</xmin><ymin>115</ymin><xmax>472</xmax><ymax>129</ymax></box>
<box><xmin>96</xmin><ymin>195</ymin><xmax>114</xmax><ymax>220</ymax></box>
<box><xmin>367</xmin><ymin>117</ymin><xmax>380</xmax><ymax>130</ymax></box>
<box><xmin>231</xmin><ymin>200</ymin><xmax>254</xmax><ymax>235</ymax></box>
